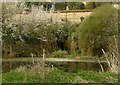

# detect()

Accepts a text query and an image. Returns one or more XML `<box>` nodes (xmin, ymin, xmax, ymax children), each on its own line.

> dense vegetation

<box><xmin>2</xmin><ymin>2</ymin><xmax>79</xmax><ymax>58</ymax></box>
<box><xmin>77</xmin><ymin>4</ymin><xmax>118</xmax><ymax>57</ymax></box>
<box><xmin>85</xmin><ymin>2</ymin><xmax>96</xmax><ymax>9</ymax></box>
<box><xmin>67</xmin><ymin>2</ymin><xmax>85</xmax><ymax>10</ymax></box>
<box><xmin>2</xmin><ymin>3</ymin><xmax>118</xmax><ymax>59</ymax></box>
<box><xmin>24</xmin><ymin>2</ymin><xmax>106</xmax><ymax>11</ymax></box>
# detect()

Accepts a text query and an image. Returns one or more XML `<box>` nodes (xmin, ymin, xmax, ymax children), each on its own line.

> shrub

<box><xmin>79</xmin><ymin>2</ymin><xmax>85</xmax><ymax>9</ymax></box>
<box><xmin>85</xmin><ymin>2</ymin><xmax>96</xmax><ymax>9</ymax></box>
<box><xmin>95</xmin><ymin>2</ymin><xmax>102</xmax><ymax>8</ymax></box>
<box><xmin>55</xmin><ymin>2</ymin><xmax>66</xmax><ymax>10</ymax></box>
<box><xmin>68</xmin><ymin>2</ymin><xmax>85</xmax><ymax>10</ymax></box>
<box><xmin>70</xmin><ymin>50</ymin><xmax>81</xmax><ymax>56</ymax></box>
<box><xmin>50</xmin><ymin>50</ymin><xmax>68</xmax><ymax>58</ymax></box>
<box><xmin>95</xmin><ymin>2</ymin><xmax>112</xmax><ymax>8</ymax></box>
<box><xmin>77</xmin><ymin>4</ymin><xmax>117</xmax><ymax>57</ymax></box>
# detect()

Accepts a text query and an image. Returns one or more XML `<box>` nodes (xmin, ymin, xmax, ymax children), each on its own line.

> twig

<box><xmin>42</xmin><ymin>48</ymin><xmax>45</xmax><ymax>79</ymax></box>
<box><xmin>101</xmin><ymin>49</ymin><xmax>111</xmax><ymax>70</ymax></box>
<box><xmin>97</xmin><ymin>59</ymin><xmax>104</xmax><ymax>72</ymax></box>
<box><xmin>31</xmin><ymin>53</ymin><xmax>35</xmax><ymax>65</ymax></box>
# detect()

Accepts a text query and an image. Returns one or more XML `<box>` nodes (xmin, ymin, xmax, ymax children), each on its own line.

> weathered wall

<box><xmin>14</xmin><ymin>11</ymin><xmax>93</xmax><ymax>23</ymax></box>
<box><xmin>52</xmin><ymin>12</ymin><xmax>92</xmax><ymax>23</ymax></box>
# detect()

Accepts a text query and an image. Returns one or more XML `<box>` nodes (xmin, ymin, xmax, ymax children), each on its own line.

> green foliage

<box><xmin>55</xmin><ymin>2</ymin><xmax>66</xmax><ymax>10</ymax></box>
<box><xmin>50</xmin><ymin>50</ymin><xmax>68</xmax><ymax>58</ymax></box>
<box><xmin>52</xmin><ymin>22</ymin><xmax>79</xmax><ymax>51</ymax></box>
<box><xmin>2</xmin><ymin>70</ymin><xmax>40</xmax><ymax>83</ymax></box>
<box><xmin>24</xmin><ymin>2</ymin><xmax>52</xmax><ymax>11</ymax></box>
<box><xmin>95</xmin><ymin>2</ymin><xmax>102</xmax><ymax>8</ymax></box>
<box><xmin>95</xmin><ymin>2</ymin><xmax>112</xmax><ymax>8</ymax></box>
<box><xmin>68</xmin><ymin>2</ymin><xmax>85</xmax><ymax>10</ymax></box>
<box><xmin>86</xmin><ymin>2</ymin><xmax>96</xmax><ymax>9</ymax></box>
<box><xmin>63</xmin><ymin>23</ymin><xmax>79</xmax><ymax>51</ymax></box>
<box><xmin>70</xmin><ymin>50</ymin><xmax>81</xmax><ymax>56</ymax></box>
<box><xmin>77</xmin><ymin>4</ymin><xmax>117</xmax><ymax>56</ymax></box>
<box><xmin>79</xmin><ymin>2</ymin><xmax>85</xmax><ymax>9</ymax></box>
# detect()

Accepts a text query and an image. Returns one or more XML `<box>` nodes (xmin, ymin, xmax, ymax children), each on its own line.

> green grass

<box><xmin>2</xmin><ymin>70</ymin><xmax>40</xmax><ymax>83</ymax></box>
<box><xmin>2</xmin><ymin>69</ymin><xmax>118</xmax><ymax>83</ymax></box>
<box><xmin>43</xmin><ymin>70</ymin><xmax>75</xmax><ymax>83</ymax></box>
<box><xmin>77</xmin><ymin>71</ymin><xmax>118</xmax><ymax>83</ymax></box>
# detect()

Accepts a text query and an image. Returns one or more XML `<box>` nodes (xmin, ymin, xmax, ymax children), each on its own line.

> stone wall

<box><xmin>14</xmin><ymin>10</ymin><xmax>93</xmax><ymax>23</ymax></box>
<box><xmin>52</xmin><ymin>11</ymin><xmax>92</xmax><ymax>23</ymax></box>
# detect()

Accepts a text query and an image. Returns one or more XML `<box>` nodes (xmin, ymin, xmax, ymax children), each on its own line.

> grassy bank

<box><xmin>2</xmin><ymin>69</ymin><xmax>118</xmax><ymax>83</ymax></box>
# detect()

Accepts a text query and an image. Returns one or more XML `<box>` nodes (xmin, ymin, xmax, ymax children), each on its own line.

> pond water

<box><xmin>2</xmin><ymin>58</ymin><xmax>109</xmax><ymax>73</ymax></box>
